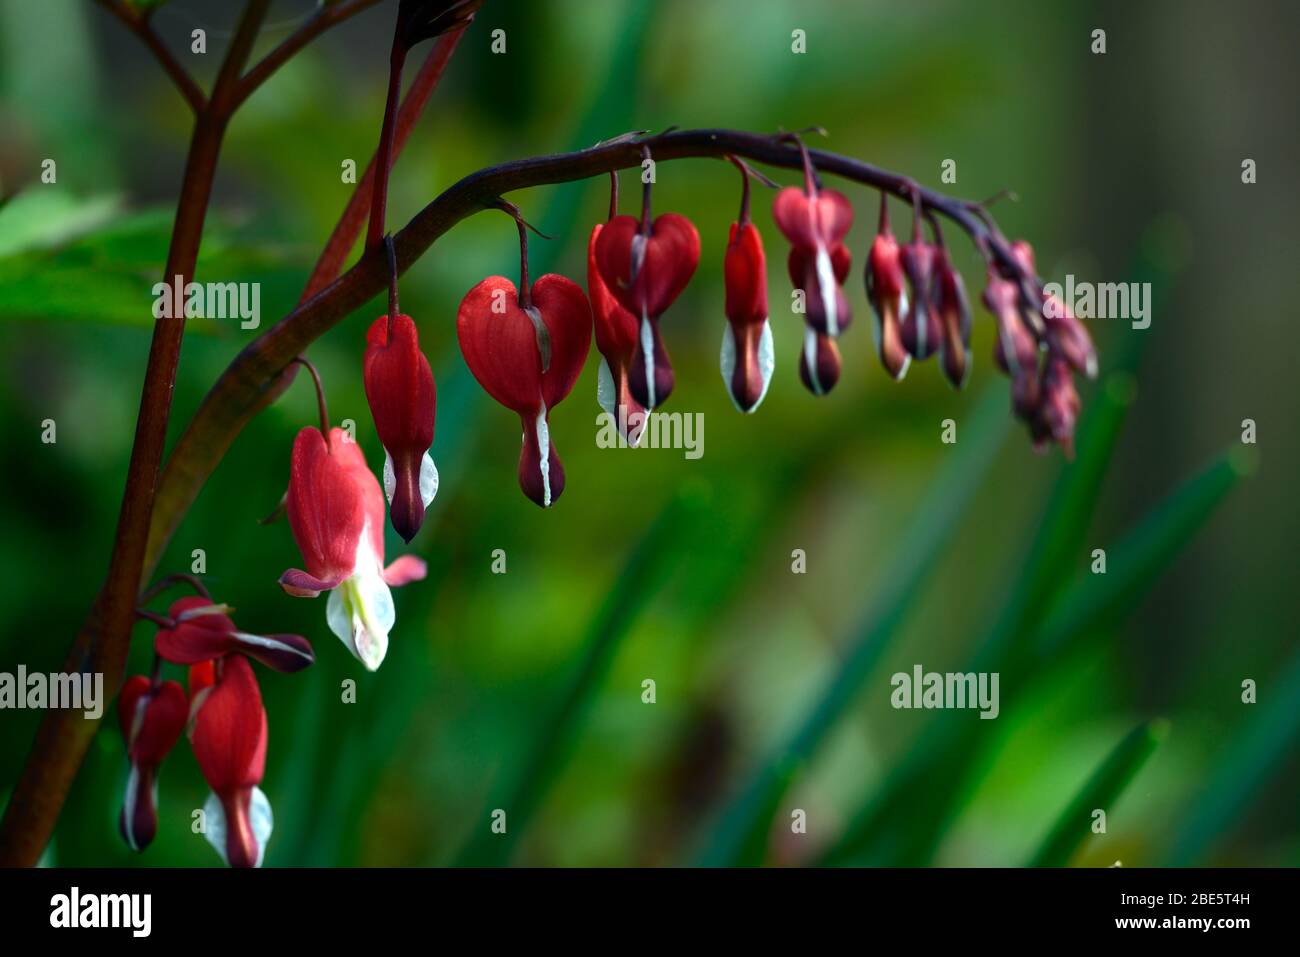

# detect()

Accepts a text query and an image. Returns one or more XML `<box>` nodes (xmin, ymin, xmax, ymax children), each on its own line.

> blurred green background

<box><xmin>0</xmin><ymin>0</ymin><xmax>1296</xmax><ymax>867</ymax></box>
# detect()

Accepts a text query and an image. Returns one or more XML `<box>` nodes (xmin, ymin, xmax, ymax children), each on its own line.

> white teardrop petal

<box><xmin>418</xmin><ymin>450</ymin><xmax>439</xmax><ymax>508</ymax></box>
<box><xmin>596</xmin><ymin>357</ymin><xmax>616</xmax><ymax>419</ymax></box>
<box><xmin>382</xmin><ymin>450</ymin><xmax>396</xmax><ymax>504</ymax></box>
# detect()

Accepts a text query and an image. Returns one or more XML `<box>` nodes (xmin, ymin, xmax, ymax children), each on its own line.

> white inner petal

<box><xmin>639</xmin><ymin>309</ymin><xmax>656</xmax><ymax>410</ymax></box>
<box><xmin>122</xmin><ymin>765</ymin><xmax>141</xmax><ymax>851</ymax></box>
<box><xmin>718</xmin><ymin>324</ymin><xmax>737</xmax><ymax>402</ymax></box>
<box><xmin>719</xmin><ymin>321</ymin><xmax>775</xmax><ymax>414</ymax></box>
<box><xmin>418</xmin><ymin>450</ymin><xmax>439</xmax><ymax>508</ymax></box>
<box><xmin>232</xmin><ymin>631</ymin><xmax>313</xmax><ymax>665</ymax></box>
<box><xmin>815</xmin><ymin>245</ymin><xmax>838</xmax><ymax>337</ymax></box>
<box><xmin>202</xmin><ymin>786</ymin><xmax>273</xmax><ymax>868</ymax></box>
<box><xmin>755</xmin><ymin>320</ymin><xmax>775</xmax><ymax>409</ymax></box>
<box><xmin>596</xmin><ymin>356</ymin><xmax>616</xmax><ymax>419</ymax></box>
<box><xmin>802</xmin><ymin>326</ymin><xmax>824</xmax><ymax>396</ymax></box>
<box><xmin>536</xmin><ymin>406</ymin><xmax>552</xmax><ymax>508</ymax></box>
<box><xmin>325</xmin><ymin>523</ymin><xmax>394</xmax><ymax>671</ymax></box>
<box><xmin>382</xmin><ymin>450</ymin><xmax>396</xmax><ymax>504</ymax></box>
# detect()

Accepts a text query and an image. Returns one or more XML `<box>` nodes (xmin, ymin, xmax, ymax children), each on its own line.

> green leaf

<box><xmin>454</xmin><ymin>487</ymin><xmax>708</xmax><ymax>867</ymax></box>
<box><xmin>0</xmin><ymin>191</ymin><xmax>123</xmax><ymax>258</ymax></box>
<box><xmin>1027</xmin><ymin>719</ymin><xmax>1167</xmax><ymax>867</ymax></box>
<box><xmin>821</xmin><ymin>373</ymin><xmax>1135</xmax><ymax>866</ymax></box>
<box><xmin>693</xmin><ymin>386</ymin><xmax>1010</xmax><ymax>867</ymax></box>
<box><xmin>1162</xmin><ymin>645</ymin><xmax>1300</xmax><ymax>866</ymax></box>
<box><xmin>1034</xmin><ymin>448</ymin><xmax>1253</xmax><ymax>660</ymax></box>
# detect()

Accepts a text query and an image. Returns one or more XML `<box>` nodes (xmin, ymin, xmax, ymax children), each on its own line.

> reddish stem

<box><xmin>288</xmin><ymin>356</ymin><xmax>331</xmax><ymax>437</ymax></box>
<box><xmin>367</xmin><ymin>43</ymin><xmax>408</xmax><ymax>250</ymax></box>
<box><xmin>301</xmin><ymin>31</ymin><xmax>465</xmax><ymax>302</ymax></box>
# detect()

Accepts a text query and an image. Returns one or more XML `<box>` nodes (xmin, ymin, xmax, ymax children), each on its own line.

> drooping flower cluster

<box><xmin>982</xmin><ymin>241</ymin><xmax>1096</xmax><ymax>455</ymax></box>
<box><xmin>119</xmin><ymin>595</ymin><xmax>315</xmax><ymax>867</ymax></box>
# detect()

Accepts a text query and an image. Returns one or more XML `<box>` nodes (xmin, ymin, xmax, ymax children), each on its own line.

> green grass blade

<box><xmin>822</xmin><ymin>373</ymin><xmax>1135</xmax><ymax>866</ymax></box>
<box><xmin>1028</xmin><ymin>719</ymin><xmax>1167</xmax><ymax>867</ymax></box>
<box><xmin>1034</xmin><ymin>448</ymin><xmax>1253</xmax><ymax>660</ymax></box>
<box><xmin>454</xmin><ymin>489</ymin><xmax>705</xmax><ymax>867</ymax></box>
<box><xmin>1162</xmin><ymin>645</ymin><xmax>1300</xmax><ymax>866</ymax></box>
<box><xmin>693</xmin><ymin>386</ymin><xmax>1010</xmax><ymax>867</ymax></box>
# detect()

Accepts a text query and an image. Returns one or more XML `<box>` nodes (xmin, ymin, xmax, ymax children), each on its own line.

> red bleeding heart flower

<box><xmin>279</xmin><ymin>425</ymin><xmax>427</xmax><ymax>670</ymax></box>
<box><xmin>155</xmin><ymin>596</ymin><xmax>315</xmax><ymax>673</ymax></box>
<box><xmin>720</xmin><ymin>159</ymin><xmax>774</xmax><ymax>413</ymax></box>
<box><xmin>788</xmin><ymin>243</ymin><xmax>849</xmax><ymax>395</ymax></box>
<box><xmin>1033</xmin><ymin>354</ymin><xmax>1082</xmax><ymax>457</ymax></box>
<box><xmin>722</xmin><ymin>220</ymin><xmax>774</xmax><ymax>412</ymax></box>
<box><xmin>931</xmin><ymin>244</ymin><xmax>973</xmax><ymax>389</ymax></box>
<box><xmin>593</xmin><ymin>211</ymin><xmax>699</xmax><ymax>411</ymax></box>
<box><xmin>457</xmin><ymin>270</ymin><xmax>592</xmax><ymax>507</ymax></box>
<box><xmin>189</xmin><ymin>654</ymin><xmax>270</xmax><ymax>868</ymax></box>
<box><xmin>364</xmin><ymin>313</ymin><xmax>439</xmax><ymax>543</ymax></box>
<box><xmin>588</xmin><ymin>222</ymin><xmax>648</xmax><ymax>445</ymax></box>
<box><xmin>117</xmin><ymin>676</ymin><xmax>187</xmax><ymax>852</ymax></box>
<box><xmin>899</xmin><ymin>235</ymin><xmax>940</xmax><ymax>361</ymax></box>
<box><xmin>771</xmin><ymin>140</ymin><xmax>854</xmax><ymax>339</ymax></box>
<box><xmin>865</xmin><ymin>197</ymin><xmax>910</xmax><ymax>381</ymax></box>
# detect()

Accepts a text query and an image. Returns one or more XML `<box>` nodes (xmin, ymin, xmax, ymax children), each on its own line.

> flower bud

<box><xmin>364</xmin><ymin>313</ymin><xmax>438</xmax><ymax>543</ymax></box>
<box><xmin>865</xmin><ymin>223</ymin><xmax>910</xmax><ymax>381</ymax></box>
<box><xmin>1034</xmin><ymin>355</ymin><xmax>1082</xmax><ymax>457</ymax></box>
<box><xmin>798</xmin><ymin>328</ymin><xmax>842</xmax><ymax>396</ymax></box>
<box><xmin>190</xmin><ymin>654</ymin><xmax>271</xmax><ymax>868</ymax></box>
<box><xmin>1042</xmin><ymin>294</ymin><xmax>1098</xmax><ymax>380</ymax></box>
<box><xmin>899</xmin><ymin>239</ymin><xmax>940</xmax><ymax>360</ymax></box>
<box><xmin>932</xmin><ymin>246</ymin><xmax>972</xmax><ymax>389</ymax></box>
<box><xmin>118</xmin><ymin>676</ymin><xmax>187</xmax><ymax>852</ymax></box>
<box><xmin>721</xmin><ymin>221</ymin><xmax>774</xmax><ymax>412</ymax></box>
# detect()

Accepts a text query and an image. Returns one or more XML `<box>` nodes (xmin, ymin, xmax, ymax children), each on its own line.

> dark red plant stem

<box><xmin>93</xmin><ymin>0</ymin><xmax>206</xmax><ymax>113</ymax></box>
<box><xmin>231</xmin><ymin>0</ymin><xmax>386</xmax><ymax>110</ymax></box>
<box><xmin>607</xmin><ymin>170</ymin><xmax>619</xmax><ymax>221</ymax></box>
<box><xmin>728</xmin><ymin>155</ymin><xmax>752</xmax><ymax>226</ymax></box>
<box><xmin>639</xmin><ymin>145</ymin><xmax>653</xmax><ymax>233</ymax></box>
<box><xmin>300</xmin><ymin>31</ymin><xmax>465</xmax><ymax>302</ymax></box>
<box><xmin>135</xmin><ymin>128</ymin><xmax>1036</xmax><ymax>588</ymax></box>
<box><xmin>288</xmin><ymin>357</ymin><xmax>331</xmax><ymax>437</ymax></box>
<box><xmin>367</xmin><ymin>43</ymin><xmax>409</xmax><ymax>250</ymax></box>
<box><xmin>0</xmin><ymin>0</ymin><xmax>272</xmax><ymax>869</ymax></box>
<box><xmin>385</xmin><ymin>235</ymin><xmax>400</xmax><ymax>326</ymax></box>
<box><xmin>138</xmin><ymin>572</ymin><xmax>211</xmax><ymax>604</ymax></box>
<box><xmin>877</xmin><ymin>190</ymin><xmax>890</xmax><ymax>233</ymax></box>
<box><xmin>135</xmin><ymin>608</ymin><xmax>175</xmax><ymax>630</ymax></box>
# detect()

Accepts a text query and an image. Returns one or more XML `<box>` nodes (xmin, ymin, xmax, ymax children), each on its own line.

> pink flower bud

<box><xmin>899</xmin><ymin>239</ymin><xmax>940</xmax><ymax>360</ymax></box>
<box><xmin>932</xmin><ymin>246</ymin><xmax>973</xmax><ymax>389</ymax></box>
<box><xmin>866</xmin><ymin>224</ymin><xmax>910</xmax><ymax>381</ymax></box>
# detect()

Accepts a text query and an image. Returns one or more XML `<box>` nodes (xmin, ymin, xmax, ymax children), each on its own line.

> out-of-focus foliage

<box><xmin>0</xmin><ymin>0</ymin><xmax>1295</xmax><ymax>867</ymax></box>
